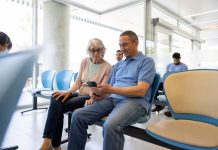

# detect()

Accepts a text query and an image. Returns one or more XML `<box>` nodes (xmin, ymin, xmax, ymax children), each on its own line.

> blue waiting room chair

<box><xmin>38</xmin><ymin>70</ymin><xmax>74</xmax><ymax>97</ymax></box>
<box><xmin>146</xmin><ymin>70</ymin><xmax>218</xmax><ymax>150</ymax></box>
<box><xmin>137</xmin><ymin>73</ymin><xmax>162</xmax><ymax>123</ymax></box>
<box><xmin>41</xmin><ymin>70</ymin><xmax>57</xmax><ymax>89</ymax></box>
<box><xmin>153</xmin><ymin>72</ymin><xmax>173</xmax><ymax>108</ymax></box>
<box><xmin>21</xmin><ymin>69</ymin><xmax>56</xmax><ymax>114</ymax></box>
<box><xmin>55</xmin><ymin>70</ymin><xmax>74</xmax><ymax>90</ymax></box>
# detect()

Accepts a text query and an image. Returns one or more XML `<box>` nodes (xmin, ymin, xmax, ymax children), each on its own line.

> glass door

<box><xmin>155</xmin><ymin>26</ymin><xmax>172</xmax><ymax>76</ymax></box>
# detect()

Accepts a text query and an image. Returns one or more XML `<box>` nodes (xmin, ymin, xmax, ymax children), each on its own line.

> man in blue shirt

<box><xmin>67</xmin><ymin>30</ymin><xmax>156</xmax><ymax>150</ymax></box>
<box><xmin>152</xmin><ymin>52</ymin><xmax>188</xmax><ymax>116</ymax></box>
<box><xmin>166</xmin><ymin>52</ymin><xmax>188</xmax><ymax>73</ymax></box>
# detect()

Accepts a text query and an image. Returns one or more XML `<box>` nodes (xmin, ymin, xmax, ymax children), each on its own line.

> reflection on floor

<box><xmin>2</xmin><ymin>92</ymin><xmax>171</xmax><ymax>150</ymax></box>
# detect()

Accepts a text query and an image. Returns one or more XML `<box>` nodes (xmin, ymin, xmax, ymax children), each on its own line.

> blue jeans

<box><xmin>68</xmin><ymin>97</ymin><xmax>146</xmax><ymax>150</ymax></box>
<box><xmin>43</xmin><ymin>93</ymin><xmax>90</xmax><ymax>147</ymax></box>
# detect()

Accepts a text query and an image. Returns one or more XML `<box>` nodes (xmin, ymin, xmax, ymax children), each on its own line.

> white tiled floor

<box><xmin>1</xmin><ymin>92</ymin><xmax>171</xmax><ymax>150</ymax></box>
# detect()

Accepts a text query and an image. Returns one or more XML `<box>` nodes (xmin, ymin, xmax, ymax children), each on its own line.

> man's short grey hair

<box><xmin>120</xmin><ymin>30</ymin><xmax>138</xmax><ymax>43</ymax></box>
<box><xmin>86</xmin><ymin>38</ymin><xmax>106</xmax><ymax>58</ymax></box>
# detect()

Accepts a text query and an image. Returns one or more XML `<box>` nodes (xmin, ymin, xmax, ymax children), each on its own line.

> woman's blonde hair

<box><xmin>86</xmin><ymin>38</ymin><xmax>106</xmax><ymax>58</ymax></box>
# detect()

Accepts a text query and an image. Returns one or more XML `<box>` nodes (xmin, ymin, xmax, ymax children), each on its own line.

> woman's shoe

<box><xmin>152</xmin><ymin>105</ymin><xmax>164</xmax><ymax>112</ymax></box>
<box><xmin>164</xmin><ymin>111</ymin><xmax>172</xmax><ymax>117</ymax></box>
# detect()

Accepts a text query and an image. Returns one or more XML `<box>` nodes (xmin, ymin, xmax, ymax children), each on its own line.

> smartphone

<box><xmin>87</xmin><ymin>81</ymin><xmax>97</xmax><ymax>87</ymax></box>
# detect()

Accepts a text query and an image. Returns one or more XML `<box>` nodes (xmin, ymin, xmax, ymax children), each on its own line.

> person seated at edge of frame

<box><xmin>152</xmin><ymin>52</ymin><xmax>188</xmax><ymax>117</ymax></box>
<box><xmin>67</xmin><ymin>30</ymin><xmax>156</xmax><ymax>150</ymax></box>
<box><xmin>115</xmin><ymin>49</ymin><xmax>123</xmax><ymax>62</ymax></box>
<box><xmin>0</xmin><ymin>31</ymin><xmax>12</xmax><ymax>56</ymax></box>
<box><xmin>40</xmin><ymin>38</ymin><xmax>112</xmax><ymax>150</ymax></box>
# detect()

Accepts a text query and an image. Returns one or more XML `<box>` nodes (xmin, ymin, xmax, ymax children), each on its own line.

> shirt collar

<box><xmin>125</xmin><ymin>51</ymin><xmax>143</xmax><ymax>61</ymax></box>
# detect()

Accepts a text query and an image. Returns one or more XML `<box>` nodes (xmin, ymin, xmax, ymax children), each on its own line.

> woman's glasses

<box><xmin>89</xmin><ymin>48</ymin><xmax>102</xmax><ymax>53</ymax></box>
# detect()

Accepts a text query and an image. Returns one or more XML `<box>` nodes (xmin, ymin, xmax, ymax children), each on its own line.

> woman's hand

<box><xmin>81</xmin><ymin>82</ymin><xmax>88</xmax><ymax>87</ymax></box>
<box><xmin>89</xmin><ymin>91</ymin><xmax>105</xmax><ymax>101</ymax></box>
<box><xmin>85</xmin><ymin>98</ymin><xmax>94</xmax><ymax>105</ymax></box>
<box><xmin>52</xmin><ymin>91</ymin><xmax>72</xmax><ymax>103</ymax></box>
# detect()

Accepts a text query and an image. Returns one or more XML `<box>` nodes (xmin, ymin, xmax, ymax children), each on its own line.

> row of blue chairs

<box><xmin>40</xmin><ymin>69</ymin><xmax>78</xmax><ymax>91</ymax></box>
<box><xmin>21</xmin><ymin>70</ymin><xmax>78</xmax><ymax>114</ymax></box>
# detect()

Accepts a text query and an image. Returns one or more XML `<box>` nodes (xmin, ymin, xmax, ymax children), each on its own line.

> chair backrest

<box><xmin>0</xmin><ymin>49</ymin><xmax>39</xmax><ymax>145</ymax></box>
<box><xmin>147</xmin><ymin>73</ymin><xmax>161</xmax><ymax>116</ymax></box>
<box><xmin>56</xmin><ymin>70</ymin><xmax>74</xmax><ymax>90</ymax></box>
<box><xmin>73</xmin><ymin>72</ymin><xmax>78</xmax><ymax>82</ymax></box>
<box><xmin>164</xmin><ymin>69</ymin><xmax>218</xmax><ymax>126</ymax></box>
<box><xmin>41</xmin><ymin>70</ymin><xmax>56</xmax><ymax>89</ymax></box>
<box><xmin>135</xmin><ymin>73</ymin><xmax>161</xmax><ymax>123</ymax></box>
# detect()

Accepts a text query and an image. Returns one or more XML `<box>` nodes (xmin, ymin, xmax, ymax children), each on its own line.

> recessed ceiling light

<box><xmin>202</xmin><ymin>25</ymin><xmax>218</xmax><ymax>30</ymax></box>
<box><xmin>182</xmin><ymin>9</ymin><xmax>218</xmax><ymax>18</ymax></box>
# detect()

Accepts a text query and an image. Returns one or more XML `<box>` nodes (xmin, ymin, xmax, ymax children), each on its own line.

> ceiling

<box><xmin>54</xmin><ymin>0</ymin><xmax>144</xmax><ymax>14</ymax></box>
<box><xmin>155</xmin><ymin>0</ymin><xmax>218</xmax><ymax>30</ymax></box>
<box><xmin>55</xmin><ymin>0</ymin><xmax>218</xmax><ymax>45</ymax></box>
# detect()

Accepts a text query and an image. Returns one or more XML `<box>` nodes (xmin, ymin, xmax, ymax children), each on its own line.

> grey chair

<box><xmin>0</xmin><ymin>49</ymin><xmax>40</xmax><ymax>149</ymax></box>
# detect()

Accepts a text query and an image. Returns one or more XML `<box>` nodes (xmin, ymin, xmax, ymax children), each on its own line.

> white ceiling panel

<box><xmin>56</xmin><ymin>0</ymin><xmax>143</xmax><ymax>14</ymax></box>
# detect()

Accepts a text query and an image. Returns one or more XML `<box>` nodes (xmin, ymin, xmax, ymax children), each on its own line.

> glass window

<box><xmin>193</xmin><ymin>41</ymin><xmax>201</xmax><ymax>50</ymax></box>
<box><xmin>180</xmin><ymin>22</ymin><xmax>197</xmax><ymax>36</ymax></box>
<box><xmin>70</xmin><ymin>18</ymin><xmax>120</xmax><ymax>70</ymax></box>
<box><xmin>200</xmin><ymin>44</ymin><xmax>218</xmax><ymax>69</ymax></box>
<box><xmin>0</xmin><ymin>0</ymin><xmax>44</xmax><ymax>107</ymax></box>
<box><xmin>172</xmin><ymin>33</ymin><xmax>191</xmax><ymax>52</ymax></box>
<box><xmin>69</xmin><ymin>16</ymin><xmax>144</xmax><ymax>71</ymax></box>
<box><xmin>172</xmin><ymin>33</ymin><xmax>192</xmax><ymax>68</ymax></box>
<box><xmin>156</xmin><ymin>32</ymin><xmax>171</xmax><ymax>75</ymax></box>
<box><xmin>0</xmin><ymin>0</ymin><xmax>33</xmax><ymax>51</ymax></box>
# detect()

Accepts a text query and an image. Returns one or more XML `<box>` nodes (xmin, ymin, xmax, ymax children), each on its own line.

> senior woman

<box><xmin>40</xmin><ymin>38</ymin><xmax>112</xmax><ymax>150</ymax></box>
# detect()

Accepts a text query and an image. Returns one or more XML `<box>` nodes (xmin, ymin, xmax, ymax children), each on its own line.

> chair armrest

<box><xmin>27</xmin><ymin>88</ymin><xmax>51</xmax><ymax>94</ymax></box>
<box><xmin>40</xmin><ymin>90</ymin><xmax>54</xmax><ymax>97</ymax></box>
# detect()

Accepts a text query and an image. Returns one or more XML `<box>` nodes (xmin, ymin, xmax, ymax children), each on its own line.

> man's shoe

<box><xmin>164</xmin><ymin>111</ymin><xmax>172</xmax><ymax>117</ymax></box>
<box><xmin>152</xmin><ymin>105</ymin><xmax>164</xmax><ymax>112</ymax></box>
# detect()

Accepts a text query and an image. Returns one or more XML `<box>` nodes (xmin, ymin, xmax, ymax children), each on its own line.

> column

<box><xmin>43</xmin><ymin>0</ymin><xmax>70</xmax><ymax>71</ymax></box>
<box><xmin>144</xmin><ymin>0</ymin><xmax>153</xmax><ymax>55</ymax></box>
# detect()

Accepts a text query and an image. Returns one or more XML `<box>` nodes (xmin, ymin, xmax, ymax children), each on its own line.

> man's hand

<box><xmin>52</xmin><ymin>91</ymin><xmax>72</xmax><ymax>103</ymax></box>
<box><xmin>91</xmin><ymin>84</ymin><xmax>111</xmax><ymax>97</ymax></box>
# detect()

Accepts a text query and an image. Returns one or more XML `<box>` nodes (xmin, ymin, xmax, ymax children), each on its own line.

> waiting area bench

<box><xmin>21</xmin><ymin>70</ymin><xmax>77</xmax><ymax>114</ymax></box>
